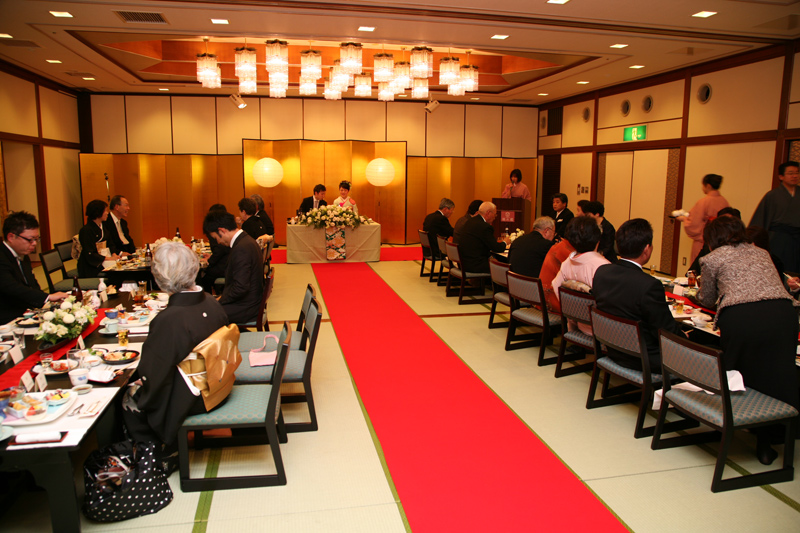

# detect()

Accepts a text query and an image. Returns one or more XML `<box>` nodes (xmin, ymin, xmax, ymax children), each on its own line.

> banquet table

<box><xmin>286</xmin><ymin>223</ymin><xmax>381</xmax><ymax>263</ymax></box>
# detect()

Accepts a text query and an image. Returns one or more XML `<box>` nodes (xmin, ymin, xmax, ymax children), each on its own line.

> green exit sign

<box><xmin>623</xmin><ymin>125</ymin><xmax>647</xmax><ymax>141</ymax></box>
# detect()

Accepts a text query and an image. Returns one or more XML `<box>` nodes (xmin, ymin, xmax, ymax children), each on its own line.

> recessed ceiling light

<box><xmin>629</xmin><ymin>65</ymin><xmax>645</xmax><ymax>69</ymax></box>
<box><xmin>46</xmin><ymin>59</ymin><xmax>62</xmax><ymax>64</ymax></box>
<box><xmin>49</xmin><ymin>11</ymin><xmax>73</xmax><ymax>18</ymax></box>
<box><xmin>211</xmin><ymin>19</ymin><xmax>228</xmax><ymax>25</ymax></box>
<box><xmin>577</xmin><ymin>81</ymin><xmax>589</xmax><ymax>85</ymax></box>
<box><xmin>470</xmin><ymin>97</ymin><xmax>480</xmax><ymax>100</ymax></box>
<box><xmin>159</xmin><ymin>88</ymin><xmax>170</xmax><ymax>91</ymax></box>
<box><xmin>547</xmin><ymin>0</ymin><xmax>571</xmax><ymax>4</ymax></box>
<box><xmin>538</xmin><ymin>93</ymin><xmax>549</xmax><ymax>96</ymax></box>
<box><xmin>358</xmin><ymin>26</ymin><xmax>375</xmax><ymax>32</ymax></box>
<box><xmin>692</xmin><ymin>11</ymin><xmax>717</xmax><ymax>18</ymax></box>
<box><xmin>397</xmin><ymin>94</ymin><xmax>407</xmax><ymax>98</ymax></box>
<box><xmin>610</xmin><ymin>44</ymin><xmax>628</xmax><ymax>49</ymax></box>
<box><xmin>82</xmin><ymin>77</ymin><xmax>95</xmax><ymax>81</ymax></box>
<box><xmin>491</xmin><ymin>34</ymin><xmax>509</xmax><ymax>40</ymax></box>
<box><xmin>0</xmin><ymin>33</ymin><xmax>13</xmax><ymax>39</ymax></box>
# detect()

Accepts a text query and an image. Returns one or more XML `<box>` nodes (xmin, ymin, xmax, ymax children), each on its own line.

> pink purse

<box><xmin>248</xmin><ymin>334</ymin><xmax>279</xmax><ymax>366</ymax></box>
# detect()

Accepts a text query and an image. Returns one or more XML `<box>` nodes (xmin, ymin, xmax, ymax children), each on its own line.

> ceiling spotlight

<box><xmin>491</xmin><ymin>35</ymin><xmax>509</xmax><ymax>40</ymax></box>
<box><xmin>629</xmin><ymin>65</ymin><xmax>645</xmax><ymax>69</ymax></box>
<box><xmin>610</xmin><ymin>44</ymin><xmax>628</xmax><ymax>49</ymax></box>
<box><xmin>159</xmin><ymin>88</ymin><xmax>170</xmax><ymax>91</ymax></box>
<box><xmin>0</xmin><ymin>34</ymin><xmax>12</xmax><ymax>39</ymax></box>
<box><xmin>424</xmin><ymin>99</ymin><xmax>440</xmax><ymax>114</ymax></box>
<box><xmin>46</xmin><ymin>59</ymin><xmax>62</xmax><ymax>64</ymax></box>
<box><xmin>692</xmin><ymin>11</ymin><xmax>717</xmax><ymax>18</ymax></box>
<box><xmin>50</xmin><ymin>11</ymin><xmax>73</xmax><ymax>18</ymax></box>
<box><xmin>358</xmin><ymin>26</ymin><xmax>375</xmax><ymax>32</ymax></box>
<box><xmin>211</xmin><ymin>19</ymin><xmax>229</xmax><ymax>24</ymax></box>
<box><xmin>577</xmin><ymin>81</ymin><xmax>590</xmax><ymax>85</ymax></box>
<box><xmin>229</xmin><ymin>94</ymin><xmax>247</xmax><ymax>109</ymax></box>
<box><xmin>538</xmin><ymin>93</ymin><xmax>549</xmax><ymax>96</ymax></box>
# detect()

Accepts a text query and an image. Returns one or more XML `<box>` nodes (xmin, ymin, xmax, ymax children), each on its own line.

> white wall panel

<box><xmin>43</xmin><ymin>147</ymin><xmax>82</xmax><ymax>242</ymax></box>
<box><xmin>603</xmin><ymin>152</ymin><xmax>634</xmax><ymax>227</ymax></box>
<box><xmin>91</xmin><ymin>95</ymin><xmax>127</xmax><ymax>153</ymax></box>
<box><xmin>465</xmin><ymin>106</ymin><xmax>502</xmax><ymax>157</ymax></box>
<box><xmin>560</xmin><ymin>152</ymin><xmax>593</xmax><ymax>205</ymax></box>
<box><xmin>172</xmin><ymin>97</ymin><xmax>217</xmax><ymax>154</ymax></box>
<box><xmin>790</xmin><ymin>52</ymin><xmax>800</xmax><ymax>103</ymax></box>
<box><xmin>3</xmin><ymin>142</ymin><xmax>38</xmax><ymax>220</ymax></box>
<box><xmin>630</xmin><ymin>149</ymin><xmax>669</xmax><ymax>271</ymax></box>
<box><xmin>387</xmin><ymin>102</ymin><xmax>426</xmax><ymax>156</ymax></box>
<box><xmin>216</xmin><ymin>96</ymin><xmax>260</xmax><ymax>154</ymax></box>
<box><xmin>538</xmin><ymin>136</ymin><xmax>561</xmax><ymax>150</ymax></box>
<box><xmin>688</xmin><ymin>58</ymin><xmax>783</xmax><ymax>137</ymax></box>
<box><xmin>502</xmin><ymin>106</ymin><xmax>538</xmax><ymax>157</ymax></box>
<box><xmin>597</xmin><ymin>119</ymin><xmax>682</xmax><ymax>145</ymax></box>
<box><xmin>345</xmin><ymin>101</ymin><xmax>386</xmax><ymax>141</ymax></box>
<box><xmin>125</xmin><ymin>96</ymin><xmax>173</xmax><ymax>154</ymax></box>
<box><xmin>303</xmin><ymin>100</ymin><xmax>345</xmax><ymax>140</ymax></box>
<box><xmin>426</xmin><ymin>104</ymin><xmax>465</xmax><ymax>156</ymax></box>
<box><xmin>39</xmin><ymin>88</ymin><xmax>79</xmax><ymax>143</ymax></box>
<box><xmin>562</xmin><ymin>101</ymin><xmax>595</xmax><ymax>148</ymax></box>
<box><xmin>0</xmin><ymin>71</ymin><xmax>38</xmax><ymax>137</ymax></box>
<box><xmin>598</xmin><ymin>80</ymin><xmax>684</xmax><ymax>130</ymax></box>
<box><xmin>261</xmin><ymin>99</ymin><xmax>303</xmax><ymax>139</ymax></box>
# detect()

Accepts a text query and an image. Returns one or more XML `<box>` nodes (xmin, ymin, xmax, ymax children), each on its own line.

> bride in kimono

<box><xmin>333</xmin><ymin>180</ymin><xmax>358</xmax><ymax>215</ymax></box>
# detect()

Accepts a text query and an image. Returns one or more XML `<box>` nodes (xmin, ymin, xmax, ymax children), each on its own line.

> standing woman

<box><xmin>501</xmin><ymin>169</ymin><xmax>532</xmax><ymax>201</ymax></box>
<box><xmin>78</xmin><ymin>199</ymin><xmax>117</xmax><ymax>277</ymax></box>
<box><xmin>333</xmin><ymin>180</ymin><xmax>358</xmax><ymax>215</ymax></box>
<box><xmin>696</xmin><ymin>216</ymin><xmax>799</xmax><ymax>465</ymax></box>
<box><xmin>676</xmin><ymin>173</ymin><xmax>729</xmax><ymax>264</ymax></box>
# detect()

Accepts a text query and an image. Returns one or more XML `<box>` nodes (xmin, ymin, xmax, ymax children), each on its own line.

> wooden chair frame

<box><xmin>418</xmin><ymin>230</ymin><xmax>441</xmax><ymax>282</ymax></box>
<box><xmin>488</xmin><ymin>257</ymin><xmax>511</xmax><ymax>329</ymax></box>
<box><xmin>444</xmin><ymin>241</ymin><xmax>491</xmax><ymax>305</ymax></box>
<box><xmin>505</xmin><ymin>272</ymin><xmax>560</xmax><ymax>366</ymax></box>
<box><xmin>435</xmin><ymin>235</ymin><xmax>451</xmax><ymax>287</ymax></box>
<box><xmin>555</xmin><ymin>287</ymin><xmax>596</xmax><ymax>377</ymax></box>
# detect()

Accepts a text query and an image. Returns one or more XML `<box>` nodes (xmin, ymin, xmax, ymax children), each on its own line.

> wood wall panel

<box><xmin>138</xmin><ymin>155</ymin><xmax>169</xmax><ymax>243</ymax></box>
<box><xmin>372</xmin><ymin>142</ymin><xmax>407</xmax><ymax>242</ymax></box>
<box><xmin>216</xmin><ymin>155</ymin><xmax>245</xmax><ymax>215</ymax></box>
<box><xmin>300</xmin><ymin>141</ymin><xmax>326</xmax><ymax>199</ymax></box>
<box><xmin>562</xmin><ymin>101</ymin><xmax>595</xmax><ymax>148</ymax></box>
<box><xmin>91</xmin><ymin>95</ymin><xmax>127</xmax><ymax>154</ymax></box>
<box><xmin>406</xmin><ymin>157</ymin><xmax>427</xmax><ymax>242</ymax></box>
<box><xmin>171</xmin><ymin>97</ymin><xmax>217</xmax><ymax>154</ymax></box>
<box><xmin>43</xmin><ymin>147</ymin><xmax>82</xmax><ymax>243</ymax></box>
<box><xmin>598</xmin><ymin>80</ymin><xmax>684</xmax><ymax>129</ymax></box>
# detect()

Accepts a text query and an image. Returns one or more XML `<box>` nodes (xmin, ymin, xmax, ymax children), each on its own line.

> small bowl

<box><xmin>46</xmin><ymin>390</ymin><xmax>71</xmax><ymax>405</ymax></box>
<box><xmin>25</xmin><ymin>401</ymin><xmax>48</xmax><ymax>421</ymax></box>
<box><xmin>84</xmin><ymin>355</ymin><xmax>102</xmax><ymax>367</ymax></box>
<box><xmin>72</xmin><ymin>384</ymin><xmax>93</xmax><ymax>395</ymax></box>
<box><xmin>6</xmin><ymin>400</ymin><xmax>30</xmax><ymax>419</ymax></box>
<box><xmin>691</xmin><ymin>314</ymin><xmax>712</xmax><ymax>327</ymax></box>
<box><xmin>157</xmin><ymin>293</ymin><xmax>169</xmax><ymax>302</ymax></box>
<box><xmin>23</xmin><ymin>311</ymin><xmax>35</xmax><ymax>319</ymax></box>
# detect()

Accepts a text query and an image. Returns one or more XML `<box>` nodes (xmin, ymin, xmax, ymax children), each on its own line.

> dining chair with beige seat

<box><xmin>39</xmin><ymin>248</ymin><xmax>100</xmax><ymax>293</ymax></box>
<box><xmin>505</xmin><ymin>272</ymin><xmax>561</xmax><ymax>366</ymax></box>
<box><xmin>554</xmin><ymin>287</ymin><xmax>596</xmax><ymax>378</ymax></box>
<box><xmin>435</xmin><ymin>234</ymin><xmax>451</xmax><ymax>287</ymax></box>
<box><xmin>418</xmin><ymin>230</ymin><xmax>442</xmax><ymax>282</ymax></box>
<box><xmin>444</xmin><ymin>241</ymin><xmax>492</xmax><ymax>305</ymax></box>
<box><xmin>488</xmin><ymin>257</ymin><xmax>511</xmax><ymax>328</ymax></box>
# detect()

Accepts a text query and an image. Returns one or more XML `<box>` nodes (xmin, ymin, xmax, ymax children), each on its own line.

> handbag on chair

<box><xmin>177</xmin><ymin>324</ymin><xmax>242</xmax><ymax>411</ymax></box>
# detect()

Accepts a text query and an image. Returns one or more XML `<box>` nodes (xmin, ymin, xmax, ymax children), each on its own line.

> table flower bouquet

<box><xmin>35</xmin><ymin>296</ymin><xmax>98</xmax><ymax>350</ymax></box>
<box><xmin>296</xmin><ymin>205</ymin><xmax>371</xmax><ymax>229</ymax></box>
<box><xmin>509</xmin><ymin>228</ymin><xmax>525</xmax><ymax>242</ymax></box>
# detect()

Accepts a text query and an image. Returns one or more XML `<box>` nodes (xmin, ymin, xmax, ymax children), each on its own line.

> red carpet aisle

<box><xmin>271</xmin><ymin>246</ymin><xmax>420</xmax><ymax>264</ymax></box>
<box><xmin>312</xmin><ymin>263</ymin><xmax>626</xmax><ymax>532</ymax></box>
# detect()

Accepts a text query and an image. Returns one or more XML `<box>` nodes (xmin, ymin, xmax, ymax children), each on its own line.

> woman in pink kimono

<box><xmin>677</xmin><ymin>173</ymin><xmax>729</xmax><ymax>264</ymax></box>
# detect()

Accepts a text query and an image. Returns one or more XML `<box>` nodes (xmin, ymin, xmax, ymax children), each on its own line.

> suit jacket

<box><xmin>241</xmin><ymin>215</ymin><xmax>268</xmax><ymax>240</ymax></box>
<box><xmin>592</xmin><ymin>260</ymin><xmax>683</xmax><ymax>372</ymax></box>
<box><xmin>103</xmin><ymin>215</ymin><xmax>135</xmax><ymax>255</ymax></box>
<box><xmin>299</xmin><ymin>196</ymin><xmax>327</xmax><ymax>214</ymax></box>
<box><xmin>135</xmin><ymin>290</ymin><xmax>229</xmax><ymax>444</ymax></box>
<box><xmin>255</xmin><ymin>209</ymin><xmax>275</xmax><ymax>236</ymax></box>
<box><xmin>508</xmin><ymin>231</ymin><xmax>553</xmax><ymax>278</ymax></box>
<box><xmin>0</xmin><ymin>243</ymin><xmax>48</xmax><ymax>323</ymax></box>
<box><xmin>77</xmin><ymin>221</ymin><xmax>106</xmax><ymax>277</ymax></box>
<box><xmin>598</xmin><ymin>218</ymin><xmax>617</xmax><ymax>264</ymax></box>
<box><xmin>219</xmin><ymin>232</ymin><xmax>264</xmax><ymax>324</ymax></box>
<box><xmin>422</xmin><ymin>210</ymin><xmax>454</xmax><ymax>256</ymax></box>
<box><xmin>554</xmin><ymin>207</ymin><xmax>574</xmax><ymax>239</ymax></box>
<box><xmin>458</xmin><ymin>215</ymin><xmax>506</xmax><ymax>273</ymax></box>
<box><xmin>198</xmin><ymin>235</ymin><xmax>229</xmax><ymax>293</ymax></box>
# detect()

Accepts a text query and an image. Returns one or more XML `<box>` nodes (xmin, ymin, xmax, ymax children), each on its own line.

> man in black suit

<box><xmin>459</xmin><ymin>202</ymin><xmax>511</xmax><ymax>273</ymax></box>
<box><xmin>508</xmin><ymin>216</ymin><xmax>555</xmax><ymax>277</ymax></box>
<box><xmin>103</xmin><ymin>195</ymin><xmax>136</xmax><ymax>255</ymax></box>
<box><xmin>249</xmin><ymin>194</ymin><xmax>275</xmax><ymax>236</ymax></box>
<box><xmin>203</xmin><ymin>211</ymin><xmax>264</xmax><ymax>324</ymax></box>
<box><xmin>298</xmin><ymin>184</ymin><xmax>328</xmax><ymax>214</ymax></box>
<box><xmin>592</xmin><ymin>218</ymin><xmax>684</xmax><ymax>373</ymax></box>
<box><xmin>238</xmin><ymin>197</ymin><xmax>268</xmax><ymax>240</ymax></box>
<box><xmin>552</xmin><ymin>193</ymin><xmax>574</xmax><ymax>240</ymax></box>
<box><xmin>422</xmin><ymin>198</ymin><xmax>455</xmax><ymax>256</ymax></box>
<box><xmin>0</xmin><ymin>211</ymin><xmax>68</xmax><ymax>323</ymax></box>
<box><xmin>581</xmin><ymin>200</ymin><xmax>617</xmax><ymax>264</ymax></box>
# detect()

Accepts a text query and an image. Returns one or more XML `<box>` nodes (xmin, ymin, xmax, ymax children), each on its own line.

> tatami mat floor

<box><xmin>6</xmin><ymin>256</ymin><xmax>800</xmax><ymax>532</ymax></box>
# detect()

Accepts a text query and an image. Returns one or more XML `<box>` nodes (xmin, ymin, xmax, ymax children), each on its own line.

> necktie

<box><xmin>17</xmin><ymin>258</ymin><xmax>28</xmax><ymax>286</ymax></box>
<box><xmin>116</xmin><ymin>220</ymin><xmax>129</xmax><ymax>245</ymax></box>
<box><xmin>314</xmin><ymin>199</ymin><xmax>318</xmax><ymax>209</ymax></box>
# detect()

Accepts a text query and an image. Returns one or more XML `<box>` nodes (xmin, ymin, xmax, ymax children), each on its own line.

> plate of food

<box><xmin>45</xmin><ymin>359</ymin><xmax>79</xmax><ymax>375</ymax></box>
<box><xmin>2</xmin><ymin>392</ymin><xmax>77</xmax><ymax>426</ymax></box>
<box><xmin>102</xmin><ymin>349</ymin><xmax>139</xmax><ymax>365</ymax></box>
<box><xmin>17</xmin><ymin>317</ymin><xmax>41</xmax><ymax>328</ymax></box>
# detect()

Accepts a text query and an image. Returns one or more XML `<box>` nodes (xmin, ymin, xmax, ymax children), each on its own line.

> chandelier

<box><xmin>410</xmin><ymin>46</ymin><xmax>433</xmax><ymax>79</ymax></box>
<box><xmin>234</xmin><ymin>46</ymin><xmax>258</xmax><ymax>94</ymax></box>
<box><xmin>354</xmin><ymin>73</ymin><xmax>372</xmax><ymax>97</ymax></box>
<box><xmin>324</xmin><ymin>78</ymin><xmax>342</xmax><ymax>100</ymax></box>
<box><xmin>439</xmin><ymin>56</ymin><xmax>461</xmax><ymax>86</ymax></box>
<box><xmin>377</xmin><ymin>82</ymin><xmax>394</xmax><ymax>102</ymax></box>
<box><xmin>299</xmin><ymin>76</ymin><xmax>317</xmax><ymax>96</ymax></box>
<box><xmin>412</xmin><ymin>78</ymin><xmax>429</xmax><ymax>99</ymax></box>
<box><xmin>265</xmin><ymin>39</ymin><xmax>288</xmax><ymax>73</ymax></box>
<box><xmin>373</xmin><ymin>53</ymin><xmax>394</xmax><ymax>83</ymax></box>
<box><xmin>340</xmin><ymin>42</ymin><xmax>363</xmax><ymax>74</ymax></box>
<box><xmin>300</xmin><ymin>49</ymin><xmax>322</xmax><ymax>80</ymax></box>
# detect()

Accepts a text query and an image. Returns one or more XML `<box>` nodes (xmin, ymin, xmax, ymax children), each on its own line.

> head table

<box><xmin>285</xmin><ymin>222</ymin><xmax>381</xmax><ymax>263</ymax></box>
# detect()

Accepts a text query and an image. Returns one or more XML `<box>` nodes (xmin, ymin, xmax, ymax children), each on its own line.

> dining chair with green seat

<box><xmin>177</xmin><ymin>324</ymin><xmax>291</xmax><ymax>491</ymax></box>
<box><xmin>488</xmin><ymin>256</ymin><xmax>511</xmax><ymax>328</ymax></box>
<box><xmin>652</xmin><ymin>330</ymin><xmax>797</xmax><ymax>492</ymax></box>
<box><xmin>554</xmin><ymin>287</ymin><xmax>596</xmax><ymax>378</ymax></box>
<box><xmin>418</xmin><ymin>230</ymin><xmax>441</xmax><ymax>282</ymax></box>
<box><xmin>236</xmin><ymin>298</ymin><xmax>323</xmax><ymax>433</ymax></box>
<box><xmin>444</xmin><ymin>241</ymin><xmax>492</xmax><ymax>305</ymax></box>
<box><xmin>435</xmin><ymin>235</ymin><xmax>451</xmax><ymax>287</ymax></box>
<box><xmin>54</xmin><ymin>239</ymin><xmax>78</xmax><ymax>278</ymax></box>
<box><xmin>236</xmin><ymin>267</ymin><xmax>274</xmax><ymax>332</ymax></box>
<box><xmin>505</xmin><ymin>272</ymin><xmax>561</xmax><ymax>366</ymax></box>
<box><xmin>39</xmin><ymin>249</ymin><xmax>100</xmax><ymax>293</ymax></box>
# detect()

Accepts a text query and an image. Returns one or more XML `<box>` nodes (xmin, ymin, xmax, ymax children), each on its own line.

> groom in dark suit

<box><xmin>299</xmin><ymin>184</ymin><xmax>328</xmax><ymax>214</ymax></box>
<box><xmin>592</xmin><ymin>218</ymin><xmax>684</xmax><ymax>373</ymax></box>
<box><xmin>459</xmin><ymin>202</ymin><xmax>511</xmax><ymax>273</ymax></box>
<box><xmin>422</xmin><ymin>198</ymin><xmax>455</xmax><ymax>256</ymax></box>
<box><xmin>203</xmin><ymin>211</ymin><xmax>263</xmax><ymax>324</ymax></box>
<box><xmin>0</xmin><ymin>211</ymin><xmax>68</xmax><ymax>323</ymax></box>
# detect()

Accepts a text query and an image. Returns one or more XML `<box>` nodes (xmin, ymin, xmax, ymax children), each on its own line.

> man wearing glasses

<box><xmin>0</xmin><ymin>211</ymin><xmax>68</xmax><ymax>324</ymax></box>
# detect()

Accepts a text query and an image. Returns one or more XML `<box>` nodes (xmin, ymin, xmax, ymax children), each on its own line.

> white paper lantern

<box><xmin>365</xmin><ymin>158</ymin><xmax>395</xmax><ymax>187</ymax></box>
<box><xmin>252</xmin><ymin>158</ymin><xmax>284</xmax><ymax>187</ymax></box>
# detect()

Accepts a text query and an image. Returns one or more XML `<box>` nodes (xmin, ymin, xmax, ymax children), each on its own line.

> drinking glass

<box><xmin>12</xmin><ymin>328</ymin><xmax>25</xmax><ymax>350</ymax></box>
<box><xmin>67</xmin><ymin>348</ymin><xmax>84</xmax><ymax>370</ymax></box>
<box><xmin>40</xmin><ymin>353</ymin><xmax>52</xmax><ymax>370</ymax></box>
<box><xmin>117</xmin><ymin>328</ymin><xmax>129</xmax><ymax>347</ymax></box>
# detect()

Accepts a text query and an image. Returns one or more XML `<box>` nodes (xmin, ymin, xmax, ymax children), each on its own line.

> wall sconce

<box><xmin>365</xmin><ymin>158</ymin><xmax>395</xmax><ymax>186</ymax></box>
<box><xmin>229</xmin><ymin>93</ymin><xmax>247</xmax><ymax>109</ymax></box>
<box><xmin>252</xmin><ymin>157</ymin><xmax>283</xmax><ymax>187</ymax></box>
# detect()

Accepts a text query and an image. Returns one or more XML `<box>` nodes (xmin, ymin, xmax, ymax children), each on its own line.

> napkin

<box><xmin>653</xmin><ymin>371</ymin><xmax>745</xmax><ymax>410</ymax></box>
<box><xmin>14</xmin><ymin>432</ymin><xmax>62</xmax><ymax>444</ymax></box>
<box><xmin>88</xmin><ymin>369</ymin><xmax>115</xmax><ymax>383</ymax></box>
<box><xmin>249</xmin><ymin>334</ymin><xmax>280</xmax><ymax>367</ymax></box>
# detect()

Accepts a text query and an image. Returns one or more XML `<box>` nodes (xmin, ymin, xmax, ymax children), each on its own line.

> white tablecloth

<box><xmin>286</xmin><ymin>223</ymin><xmax>381</xmax><ymax>263</ymax></box>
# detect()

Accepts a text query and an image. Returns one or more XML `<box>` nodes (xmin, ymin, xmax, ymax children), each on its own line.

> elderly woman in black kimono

<box><xmin>122</xmin><ymin>242</ymin><xmax>229</xmax><ymax>470</ymax></box>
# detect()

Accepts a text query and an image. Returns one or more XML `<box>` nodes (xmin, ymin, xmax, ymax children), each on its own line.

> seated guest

<box><xmin>203</xmin><ymin>210</ymin><xmax>263</xmax><ymax>323</ymax></box>
<box><xmin>688</xmin><ymin>207</ymin><xmax>741</xmax><ymax>275</ymax></box>
<box><xmin>581</xmin><ymin>200</ymin><xmax>617</xmax><ymax>264</ymax></box>
<box><xmin>333</xmin><ymin>180</ymin><xmax>358</xmax><ymax>215</ymax></box>
<box><xmin>299</xmin><ymin>184</ymin><xmax>327</xmax><ymax>213</ymax></box>
<box><xmin>501</xmin><ymin>169</ymin><xmax>532</xmax><ymax>201</ymax></box>
<box><xmin>696</xmin><ymin>216</ymin><xmax>799</xmax><ymax>465</ymax></box>
<box><xmin>0</xmin><ymin>211</ymin><xmax>68</xmax><ymax>323</ymax></box>
<box><xmin>454</xmin><ymin>200</ymin><xmax>482</xmax><ymax>244</ymax></box>
<box><xmin>540</xmin><ymin>238</ymin><xmax>575</xmax><ymax>314</ymax></box>
<box><xmin>575</xmin><ymin>199</ymin><xmax>590</xmax><ymax>215</ymax></box>
<box><xmin>198</xmin><ymin>204</ymin><xmax>230</xmax><ymax>294</ymax></box>
<box><xmin>122</xmin><ymin>242</ymin><xmax>230</xmax><ymax>470</ymax></box>
<box><xmin>508</xmin><ymin>216</ymin><xmax>555</xmax><ymax>278</ymax></box>
<box><xmin>78</xmin><ymin>199</ymin><xmax>118</xmax><ymax>278</ymax></box>
<box><xmin>552</xmin><ymin>216</ymin><xmax>609</xmax><ymax>335</ymax></box>
<box><xmin>238</xmin><ymin>197</ymin><xmax>268</xmax><ymax>240</ymax></box>
<box><xmin>423</xmin><ymin>198</ymin><xmax>455</xmax><ymax>256</ymax></box>
<box><xmin>592</xmin><ymin>218</ymin><xmax>684</xmax><ymax>373</ymax></box>
<box><xmin>249</xmin><ymin>194</ymin><xmax>275</xmax><ymax>236</ymax></box>
<box><xmin>459</xmin><ymin>202</ymin><xmax>510</xmax><ymax>273</ymax></box>
<box><xmin>552</xmin><ymin>193</ymin><xmax>574</xmax><ymax>240</ymax></box>
<box><xmin>103</xmin><ymin>194</ymin><xmax>135</xmax><ymax>255</ymax></box>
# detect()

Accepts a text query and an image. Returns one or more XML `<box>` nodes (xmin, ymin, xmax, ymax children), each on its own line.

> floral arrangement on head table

<box><xmin>296</xmin><ymin>204</ymin><xmax>372</xmax><ymax>230</ymax></box>
<box><xmin>35</xmin><ymin>296</ymin><xmax>97</xmax><ymax>344</ymax></box>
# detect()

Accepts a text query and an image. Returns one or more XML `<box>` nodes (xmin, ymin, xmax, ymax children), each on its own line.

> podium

<box><xmin>492</xmin><ymin>197</ymin><xmax>531</xmax><ymax>239</ymax></box>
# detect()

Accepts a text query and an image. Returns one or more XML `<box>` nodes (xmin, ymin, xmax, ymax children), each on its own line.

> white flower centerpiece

<box><xmin>35</xmin><ymin>296</ymin><xmax>98</xmax><ymax>347</ymax></box>
<box><xmin>295</xmin><ymin>205</ymin><xmax>372</xmax><ymax>229</ymax></box>
<box><xmin>509</xmin><ymin>228</ymin><xmax>525</xmax><ymax>242</ymax></box>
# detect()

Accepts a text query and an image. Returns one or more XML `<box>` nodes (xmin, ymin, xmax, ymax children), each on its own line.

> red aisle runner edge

<box><xmin>312</xmin><ymin>262</ymin><xmax>626</xmax><ymax>533</ymax></box>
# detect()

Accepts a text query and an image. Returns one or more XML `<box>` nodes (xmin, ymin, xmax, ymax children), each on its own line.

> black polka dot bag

<box><xmin>83</xmin><ymin>440</ymin><xmax>173</xmax><ymax>522</ymax></box>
